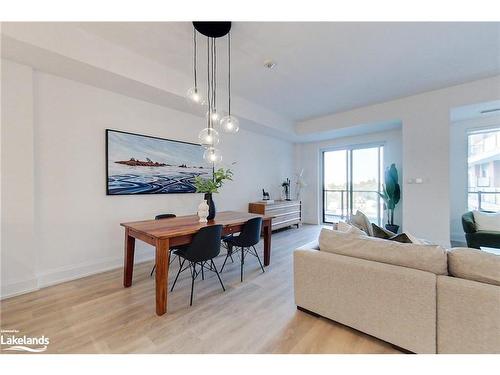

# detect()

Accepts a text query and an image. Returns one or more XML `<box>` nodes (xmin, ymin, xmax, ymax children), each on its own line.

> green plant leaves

<box><xmin>379</xmin><ymin>163</ymin><xmax>400</xmax><ymax>224</ymax></box>
<box><xmin>194</xmin><ymin>168</ymin><xmax>233</xmax><ymax>194</ymax></box>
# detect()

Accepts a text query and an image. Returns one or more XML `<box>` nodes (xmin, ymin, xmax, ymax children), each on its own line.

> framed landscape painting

<box><xmin>106</xmin><ymin>129</ymin><xmax>212</xmax><ymax>195</ymax></box>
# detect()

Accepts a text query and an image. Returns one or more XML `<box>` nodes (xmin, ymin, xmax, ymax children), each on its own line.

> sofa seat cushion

<box><xmin>318</xmin><ymin>228</ymin><xmax>448</xmax><ymax>275</ymax></box>
<box><xmin>448</xmin><ymin>248</ymin><xmax>500</xmax><ymax>286</ymax></box>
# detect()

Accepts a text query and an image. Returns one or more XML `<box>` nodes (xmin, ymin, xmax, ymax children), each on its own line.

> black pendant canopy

<box><xmin>193</xmin><ymin>22</ymin><xmax>231</xmax><ymax>38</ymax></box>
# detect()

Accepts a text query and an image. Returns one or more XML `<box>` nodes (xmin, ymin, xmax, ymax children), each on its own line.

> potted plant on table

<box><xmin>378</xmin><ymin>163</ymin><xmax>401</xmax><ymax>233</ymax></box>
<box><xmin>194</xmin><ymin>168</ymin><xmax>233</xmax><ymax>220</ymax></box>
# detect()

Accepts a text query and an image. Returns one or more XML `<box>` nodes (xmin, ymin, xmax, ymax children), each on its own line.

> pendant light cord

<box><xmin>207</xmin><ymin>36</ymin><xmax>211</xmax><ymax>131</ymax></box>
<box><xmin>193</xmin><ymin>29</ymin><xmax>197</xmax><ymax>91</ymax></box>
<box><xmin>213</xmin><ymin>38</ymin><xmax>217</xmax><ymax>111</ymax></box>
<box><xmin>228</xmin><ymin>31</ymin><xmax>231</xmax><ymax>116</ymax></box>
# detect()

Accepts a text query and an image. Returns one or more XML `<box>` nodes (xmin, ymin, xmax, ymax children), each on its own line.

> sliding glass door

<box><xmin>323</xmin><ymin>145</ymin><xmax>384</xmax><ymax>224</ymax></box>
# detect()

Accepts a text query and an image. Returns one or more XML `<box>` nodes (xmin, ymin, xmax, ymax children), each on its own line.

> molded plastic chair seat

<box><xmin>170</xmin><ymin>224</ymin><xmax>226</xmax><ymax>306</ymax></box>
<box><xmin>221</xmin><ymin>217</ymin><xmax>265</xmax><ymax>282</ymax></box>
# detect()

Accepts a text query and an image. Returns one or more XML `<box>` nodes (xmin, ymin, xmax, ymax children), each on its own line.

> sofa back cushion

<box><xmin>472</xmin><ymin>211</ymin><xmax>500</xmax><ymax>231</ymax></box>
<box><xmin>447</xmin><ymin>248</ymin><xmax>500</xmax><ymax>286</ymax></box>
<box><xmin>318</xmin><ymin>228</ymin><xmax>448</xmax><ymax>275</ymax></box>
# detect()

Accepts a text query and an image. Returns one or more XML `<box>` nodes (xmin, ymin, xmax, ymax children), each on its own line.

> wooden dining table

<box><xmin>121</xmin><ymin>211</ymin><xmax>273</xmax><ymax>316</ymax></box>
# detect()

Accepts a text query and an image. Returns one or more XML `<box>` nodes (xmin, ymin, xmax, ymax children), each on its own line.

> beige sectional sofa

<box><xmin>293</xmin><ymin>229</ymin><xmax>500</xmax><ymax>354</ymax></box>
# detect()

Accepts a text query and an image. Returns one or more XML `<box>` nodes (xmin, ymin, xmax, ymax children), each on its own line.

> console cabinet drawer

<box><xmin>248</xmin><ymin>200</ymin><xmax>302</xmax><ymax>231</ymax></box>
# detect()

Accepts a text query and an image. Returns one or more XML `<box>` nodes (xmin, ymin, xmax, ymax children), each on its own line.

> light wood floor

<box><xmin>0</xmin><ymin>225</ymin><xmax>401</xmax><ymax>354</ymax></box>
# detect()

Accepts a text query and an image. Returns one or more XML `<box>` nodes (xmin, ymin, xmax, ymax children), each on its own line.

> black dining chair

<box><xmin>170</xmin><ymin>224</ymin><xmax>226</xmax><ymax>306</ymax></box>
<box><xmin>220</xmin><ymin>217</ymin><xmax>264</xmax><ymax>282</ymax></box>
<box><xmin>150</xmin><ymin>213</ymin><xmax>185</xmax><ymax>276</ymax></box>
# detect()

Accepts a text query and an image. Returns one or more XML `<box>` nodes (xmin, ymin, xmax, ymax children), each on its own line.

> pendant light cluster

<box><xmin>186</xmin><ymin>22</ymin><xmax>239</xmax><ymax>164</ymax></box>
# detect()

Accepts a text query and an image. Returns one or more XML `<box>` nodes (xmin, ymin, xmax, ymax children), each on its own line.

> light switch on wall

<box><xmin>407</xmin><ymin>177</ymin><xmax>424</xmax><ymax>184</ymax></box>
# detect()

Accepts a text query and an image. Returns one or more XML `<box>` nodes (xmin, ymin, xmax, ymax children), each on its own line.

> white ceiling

<box><xmin>76</xmin><ymin>22</ymin><xmax>500</xmax><ymax>122</ymax></box>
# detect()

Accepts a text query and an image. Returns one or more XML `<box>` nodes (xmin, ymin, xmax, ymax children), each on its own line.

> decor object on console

<box><xmin>378</xmin><ymin>163</ymin><xmax>401</xmax><ymax>233</ymax></box>
<box><xmin>249</xmin><ymin>200</ymin><xmax>301</xmax><ymax>231</ymax></box>
<box><xmin>188</xmin><ymin>22</ymin><xmax>239</xmax><ymax>165</ymax></box>
<box><xmin>197</xmin><ymin>200</ymin><xmax>209</xmax><ymax>222</ymax></box>
<box><xmin>282</xmin><ymin>178</ymin><xmax>291</xmax><ymax>201</ymax></box>
<box><xmin>262</xmin><ymin>189</ymin><xmax>270</xmax><ymax>201</ymax></box>
<box><xmin>194</xmin><ymin>168</ymin><xmax>233</xmax><ymax>220</ymax></box>
<box><xmin>295</xmin><ymin>169</ymin><xmax>307</xmax><ymax>200</ymax></box>
<box><xmin>106</xmin><ymin>129</ymin><xmax>212</xmax><ymax>195</ymax></box>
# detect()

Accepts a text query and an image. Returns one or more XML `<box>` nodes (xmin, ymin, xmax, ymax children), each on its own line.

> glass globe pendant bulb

<box><xmin>198</xmin><ymin>127</ymin><xmax>220</xmax><ymax>147</ymax></box>
<box><xmin>203</xmin><ymin>147</ymin><xmax>222</xmax><ymax>164</ymax></box>
<box><xmin>206</xmin><ymin>110</ymin><xmax>221</xmax><ymax>124</ymax></box>
<box><xmin>186</xmin><ymin>87</ymin><xmax>205</xmax><ymax>106</ymax></box>
<box><xmin>220</xmin><ymin>115</ymin><xmax>240</xmax><ymax>133</ymax></box>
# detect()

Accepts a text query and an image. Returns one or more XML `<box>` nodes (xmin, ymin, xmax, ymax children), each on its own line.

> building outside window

<box><xmin>468</xmin><ymin>128</ymin><xmax>500</xmax><ymax>212</ymax></box>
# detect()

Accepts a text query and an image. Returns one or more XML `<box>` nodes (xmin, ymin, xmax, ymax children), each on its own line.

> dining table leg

<box><xmin>123</xmin><ymin>228</ymin><xmax>135</xmax><ymax>287</ymax></box>
<box><xmin>263</xmin><ymin>218</ymin><xmax>272</xmax><ymax>266</ymax></box>
<box><xmin>155</xmin><ymin>238</ymin><xmax>170</xmax><ymax>316</ymax></box>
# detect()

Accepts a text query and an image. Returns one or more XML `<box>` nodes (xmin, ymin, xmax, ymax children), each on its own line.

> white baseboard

<box><xmin>0</xmin><ymin>252</ymin><xmax>155</xmax><ymax>300</ymax></box>
<box><xmin>0</xmin><ymin>277</ymin><xmax>39</xmax><ymax>299</ymax></box>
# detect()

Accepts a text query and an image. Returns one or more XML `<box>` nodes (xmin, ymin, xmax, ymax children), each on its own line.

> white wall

<box><xmin>1</xmin><ymin>59</ymin><xmax>294</xmax><ymax>298</ymax></box>
<box><xmin>1</xmin><ymin>60</ymin><xmax>38</xmax><ymax>295</ymax></box>
<box><xmin>295</xmin><ymin>129</ymin><xmax>403</xmax><ymax>226</ymax></box>
<box><xmin>449</xmin><ymin>115</ymin><xmax>500</xmax><ymax>243</ymax></box>
<box><xmin>297</xmin><ymin>76</ymin><xmax>500</xmax><ymax>247</ymax></box>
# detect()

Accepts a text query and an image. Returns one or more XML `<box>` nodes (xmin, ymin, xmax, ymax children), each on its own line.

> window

<box><xmin>322</xmin><ymin>145</ymin><xmax>384</xmax><ymax>224</ymax></box>
<box><xmin>468</xmin><ymin>128</ymin><xmax>500</xmax><ymax>211</ymax></box>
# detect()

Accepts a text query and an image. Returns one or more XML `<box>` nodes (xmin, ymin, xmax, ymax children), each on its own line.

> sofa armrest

<box><xmin>437</xmin><ymin>276</ymin><xmax>500</xmax><ymax>353</ymax></box>
<box><xmin>462</xmin><ymin>211</ymin><xmax>476</xmax><ymax>234</ymax></box>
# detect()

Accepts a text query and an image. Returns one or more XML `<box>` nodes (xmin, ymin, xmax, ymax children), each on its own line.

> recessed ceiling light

<box><xmin>264</xmin><ymin>60</ymin><xmax>277</xmax><ymax>69</ymax></box>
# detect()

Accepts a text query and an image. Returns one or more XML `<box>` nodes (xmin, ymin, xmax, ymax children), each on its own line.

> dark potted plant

<box><xmin>378</xmin><ymin>163</ymin><xmax>401</xmax><ymax>233</ymax></box>
<box><xmin>194</xmin><ymin>168</ymin><xmax>233</xmax><ymax>220</ymax></box>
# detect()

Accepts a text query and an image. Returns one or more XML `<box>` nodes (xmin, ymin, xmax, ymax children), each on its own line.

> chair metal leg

<box><xmin>201</xmin><ymin>262</ymin><xmax>205</xmax><ymax>280</ymax></box>
<box><xmin>151</xmin><ymin>251</ymin><xmax>174</xmax><ymax>276</ymax></box>
<box><xmin>169</xmin><ymin>253</ymin><xmax>176</xmax><ymax>265</ymax></box>
<box><xmin>228</xmin><ymin>243</ymin><xmax>235</xmax><ymax>263</ymax></box>
<box><xmin>220</xmin><ymin>253</ymin><xmax>230</xmax><ymax>273</ymax></box>
<box><xmin>253</xmin><ymin>245</ymin><xmax>265</xmax><ymax>273</ymax></box>
<box><xmin>190</xmin><ymin>262</ymin><xmax>196</xmax><ymax>306</ymax></box>
<box><xmin>211</xmin><ymin>259</ymin><xmax>226</xmax><ymax>291</ymax></box>
<box><xmin>241</xmin><ymin>247</ymin><xmax>244</xmax><ymax>282</ymax></box>
<box><xmin>170</xmin><ymin>258</ymin><xmax>186</xmax><ymax>292</ymax></box>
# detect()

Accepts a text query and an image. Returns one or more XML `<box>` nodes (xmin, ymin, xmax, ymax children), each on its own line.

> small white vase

<box><xmin>197</xmin><ymin>200</ymin><xmax>209</xmax><ymax>222</ymax></box>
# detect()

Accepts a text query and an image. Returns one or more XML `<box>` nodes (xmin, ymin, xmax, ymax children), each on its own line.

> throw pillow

<box><xmin>371</xmin><ymin>223</ymin><xmax>396</xmax><ymax>239</ymax></box>
<box><xmin>337</xmin><ymin>221</ymin><xmax>367</xmax><ymax>236</ymax></box>
<box><xmin>472</xmin><ymin>210</ymin><xmax>500</xmax><ymax>231</ymax></box>
<box><xmin>372</xmin><ymin>223</ymin><xmax>426</xmax><ymax>244</ymax></box>
<box><xmin>348</xmin><ymin>210</ymin><xmax>374</xmax><ymax>236</ymax></box>
<box><xmin>389</xmin><ymin>233</ymin><xmax>413</xmax><ymax>243</ymax></box>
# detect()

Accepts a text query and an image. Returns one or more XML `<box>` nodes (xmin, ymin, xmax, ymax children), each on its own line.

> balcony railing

<box><xmin>323</xmin><ymin>189</ymin><xmax>381</xmax><ymax>224</ymax></box>
<box><xmin>468</xmin><ymin>190</ymin><xmax>500</xmax><ymax>212</ymax></box>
